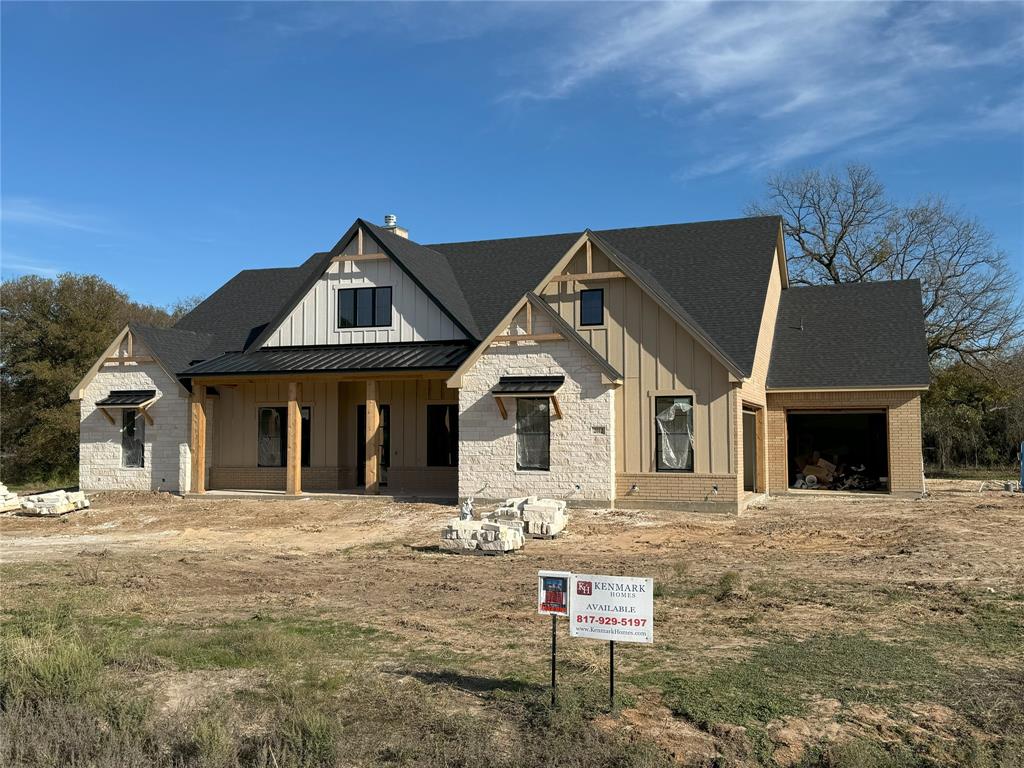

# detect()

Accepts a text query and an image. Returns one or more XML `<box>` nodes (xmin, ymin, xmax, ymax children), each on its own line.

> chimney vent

<box><xmin>382</xmin><ymin>213</ymin><xmax>409</xmax><ymax>239</ymax></box>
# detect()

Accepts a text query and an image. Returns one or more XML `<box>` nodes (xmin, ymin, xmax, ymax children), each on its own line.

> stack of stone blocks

<box><xmin>440</xmin><ymin>517</ymin><xmax>526</xmax><ymax>554</ymax></box>
<box><xmin>17</xmin><ymin>490</ymin><xmax>90</xmax><ymax>516</ymax></box>
<box><xmin>0</xmin><ymin>483</ymin><xmax>21</xmax><ymax>513</ymax></box>
<box><xmin>485</xmin><ymin>496</ymin><xmax>568</xmax><ymax>537</ymax></box>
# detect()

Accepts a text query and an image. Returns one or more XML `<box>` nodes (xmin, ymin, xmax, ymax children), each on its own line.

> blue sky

<box><xmin>2</xmin><ymin>1</ymin><xmax>1022</xmax><ymax>307</ymax></box>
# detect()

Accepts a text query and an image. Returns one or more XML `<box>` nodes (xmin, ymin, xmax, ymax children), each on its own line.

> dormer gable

<box><xmin>261</xmin><ymin>224</ymin><xmax>468</xmax><ymax>347</ymax></box>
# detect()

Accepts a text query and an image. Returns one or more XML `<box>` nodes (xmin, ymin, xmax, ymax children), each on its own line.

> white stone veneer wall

<box><xmin>79</xmin><ymin>362</ymin><xmax>191</xmax><ymax>493</ymax></box>
<box><xmin>458</xmin><ymin>323</ymin><xmax>616</xmax><ymax>503</ymax></box>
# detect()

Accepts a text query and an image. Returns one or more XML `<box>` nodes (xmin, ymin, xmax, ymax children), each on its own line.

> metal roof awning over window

<box><xmin>94</xmin><ymin>390</ymin><xmax>157</xmax><ymax>427</ymax></box>
<box><xmin>180</xmin><ymin>342</ymin><xmax>475</xmax><ymax>377</ymax></box>
<box><xmin>491</xmin><ymin>376</ymin><xmax>565</xmax><ymax>395</ymax></box>
<box><xmin>95</xmin><ymin>389</ymin><xmax>157</xmax><ymax>407</ymax></box>
<box><xmin>491</xmin><ymin>376</ymin><xmax>565</xmax><ymax>420</ymax></box>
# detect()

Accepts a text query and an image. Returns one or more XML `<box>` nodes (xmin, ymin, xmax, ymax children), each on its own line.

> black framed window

<box><xmin>427</xmin><ymin>404</ymin><xmax>459</xmax><ymax>467</ymax></box>
<box><xmin>257</xmin><ymin>406</ymin><xmax>311</xmax><ymax>467</ymax></box>
<box><xmin>516</xmin><ymin>398</ymin><xmax>550</xmax><ymax>471</ymax></box>
<box><xmin>654</xmin><ymin>396</ymin><xmax>694</xmax><ymax>472</ymax></box>
<box><xmin>121</xmin><ymin>409</ymin><xmax>145</xmax><ymax>468</ymax></box>
<box><xmin>580</xmin><ymin>289</ymin><xmax>604</xmax><ymax>326</ymax></box>
<box><xmin>338</xmin><ymin>287</ymin><xmax>392</xmax><ymax>329</ymax></box>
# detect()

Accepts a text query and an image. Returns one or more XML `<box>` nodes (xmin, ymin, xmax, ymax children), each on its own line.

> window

<box><xmin>655</xmin><ymin>396</ymin><xmax>694</xmax><ymax>472</ymax></box>
<box><xmin>580</xmin><ymin>289</ymin><xmax>604</xmax><ymax>326</ymax></box>
<box><xmin>121</xmin><ymin>409</ymin><xmax>145</xmax><ymax>468</ymax></box>
<box><xmin>516</xmin><ymin>398</ymin><xmax>550</xmax><ymax>471</ymax></box>
<box><xmin>257</xmin><ymin>406</ymin><xmax>311</xmax><ymax>467</ymax></box>
<box><xmin>338</xmin><ymin>287</ymin><xmax>392</xmax><ymax>329</ymax></box>
<box><xmin>427</xmin><ymin>404</ymin><xmax>458</xmax><ymax>467</ymax></box>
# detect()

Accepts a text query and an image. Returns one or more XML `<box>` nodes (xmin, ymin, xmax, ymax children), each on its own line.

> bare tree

<box><xmin>748</xmin><ymin>164</ymin><xmax>1023</xmax><ymax>364</ymax></box>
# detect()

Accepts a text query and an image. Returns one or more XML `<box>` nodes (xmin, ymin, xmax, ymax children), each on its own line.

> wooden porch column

<box><xmin>286</xmin><ymin>382</ymin><xmax>302</xmax><ymax>495</ymax></box>
<box><xmin>190</xmin><ymin>383</ymin><xmax>207</xmax><ymax>494</ymax></box>
<box><xmin>365</xmin><ymin>380</ymin><xmax>380</xmax><ymax>494</ymax></box>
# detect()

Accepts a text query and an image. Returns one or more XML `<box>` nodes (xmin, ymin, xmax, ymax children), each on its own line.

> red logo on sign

<box><xmin>576</xmin><ymin>580</ymin><xmax>593</xmax><ymax>596</ymax></box>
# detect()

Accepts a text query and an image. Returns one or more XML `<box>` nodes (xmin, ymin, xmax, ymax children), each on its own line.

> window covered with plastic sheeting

<box><xmin>516</xmin><ymin>397</ymin><xmax>550</xmax><ymax>471</ymax></box>
<box><xmin>121</xmin><ymin>409</ymin><xmax>145</xmax><ymax>468</ymax></box>
<box><xmin>655</xmin><ymin>396</ymin><xmax>693</xmax><ymax>472</ymax></box>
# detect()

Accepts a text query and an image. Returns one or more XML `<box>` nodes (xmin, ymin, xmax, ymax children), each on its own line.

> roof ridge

<box><xmin>789</xmin><ymin>278</ymin><xmax>922</xmax><ymax>291</ymax></box>
<box><xmin>427</xmin><ymin>214</ymin><xmax>781</xmax><ymax>248</ymax></box>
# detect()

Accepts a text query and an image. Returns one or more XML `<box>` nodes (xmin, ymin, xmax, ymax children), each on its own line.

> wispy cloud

<box><xmin>0</xmin><ymin>251</ymin><xmax>63</xmax><ymax>278</ymax></box>
<box><xmin>503</xmin><ymin>2</ymin><xmax>1024</xmax><ymax>177</ymax></box>
<box><xmin>1</xmin><ymin>198</ymin><xmax>107</xmax><ymax>233</ymax></box>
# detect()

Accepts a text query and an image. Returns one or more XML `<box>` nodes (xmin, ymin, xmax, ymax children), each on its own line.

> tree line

<box><xmin>1</xmin><ymin>163</ymin><xmax>1021</xmax><ymax>486</ymax></box>
<box><xmin>749</xmin><ymin>164</ymin><xmax>1024</xmax><ymax>472</ymax></box>
<box><xmin>0</xmin><ymin>275</ymin><xmax>201</xmax><ymax>485</ymax></box>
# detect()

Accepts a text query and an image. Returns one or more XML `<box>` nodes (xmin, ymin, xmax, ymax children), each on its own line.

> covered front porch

<box><xmin>188</xmin><ymin>371</ymin><xmax>460</xmax><ymax>499</ymax></box>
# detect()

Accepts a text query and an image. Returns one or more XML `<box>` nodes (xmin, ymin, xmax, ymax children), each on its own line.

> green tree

<box><xmin>0</xmin><ymin>274</ymin><xmax>192</xmax><ymax>485</ymax></box>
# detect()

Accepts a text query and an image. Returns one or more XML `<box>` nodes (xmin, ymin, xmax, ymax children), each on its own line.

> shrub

<box><xmin>713</xmin><ymin>570</ymin><xmax>746</xmax><ymax>602</ymax></box>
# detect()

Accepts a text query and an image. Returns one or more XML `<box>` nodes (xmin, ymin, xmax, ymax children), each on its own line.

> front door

<box><xmin>356</xmin><ymin>404</ymin><xmax>390</xmax><ymax>487</ymax></box>
<box><xmin>743</xmin><ymin>409</ymin><xmax>757</xmax><ymax>492</ymax></box>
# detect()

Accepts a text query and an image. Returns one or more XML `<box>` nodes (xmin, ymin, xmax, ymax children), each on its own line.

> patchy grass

<box><xmin>0</xmin><ymin>612</ymin><xmax>674</xmax><ymax>768</ymax></box>
<box><xmin>657</xmin><ymin>634</ymin><xmax>952</xmax><ymax>725</ymax></box>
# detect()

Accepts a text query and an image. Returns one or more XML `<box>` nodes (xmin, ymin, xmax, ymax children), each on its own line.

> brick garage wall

<box><xmin>766</xmin><ymin>390</ymin><xmax>925</xmax><ymax>497</ymax></box>
<box><xmin>79</xmin><ymin>363</ymin><xmax>191</xmax><ymax>493</ymax></box>
<box><xmin>614</xmin><ymin>472</ymin><xmax>740</xmax><ymax>511</ymax></box>
<box><xmin>458</xmin><ymin>313</ymin><xmax>616</xmax><ymax>503</ymax></box>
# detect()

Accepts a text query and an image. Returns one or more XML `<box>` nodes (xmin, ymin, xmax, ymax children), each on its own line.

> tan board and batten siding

<box><xmin>539</xmin><ymin>243</ymin><xmax>737</xmax><ymax>503</ymax></box>
<box><xmin>208</xmin><ymin>378</ymin><xmax>458</xmax><ymax>494</ymax></box>
<box><xmin>263</xmin><ymin>237</ymin><xmax>467</xmax><ymax>347</ymax></box>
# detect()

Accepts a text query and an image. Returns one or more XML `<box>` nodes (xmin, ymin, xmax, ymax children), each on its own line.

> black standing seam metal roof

<box><xmin>492</xmin><ymin>376</ymin><xmax>566</xmax><ymax>394</ymax></box>
<box><xmin>95</xmin><ymin>389</ymin><xmax>157</xmax><ymax>406</ymax></box>
<box><xmin>767</xmin><ymin>280</ymin><xmax>931</xmax><ymax>390</ymax></box>
<box><xmin>180</xmin><ymin>342</ymin><xmax>474</xmax><ymax>377</ymax></box>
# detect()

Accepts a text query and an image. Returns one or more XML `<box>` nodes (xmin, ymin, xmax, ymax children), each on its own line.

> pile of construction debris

<box><xmin>485</xmin><ymin>496</ymin><xmax>569</xmax><ymax>538</ymax></box>
<box><xmin>792</xmin><ymin>453</ymin><xmax>886</xmax><ymax>492</ymax></box>
<box><xmin>2</xmin><ymin>488</ymin><xmax>91</xmax><ymax>517</ymax></box>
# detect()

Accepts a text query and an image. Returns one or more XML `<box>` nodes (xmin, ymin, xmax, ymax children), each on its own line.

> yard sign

<box><xmin>568</xmin><ymin>573</ymin><xmax>654</xmax><ymax>644</ymax></box>
<box><xmin>537</xmin><ymin>570</ymin><xmax>572</xmax><ymax>616</ymax></box>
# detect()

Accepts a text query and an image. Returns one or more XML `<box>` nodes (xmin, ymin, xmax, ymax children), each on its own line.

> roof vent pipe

<box><xmin>382</xmin><ymin>213</ymin><xmax>409</xmax><ymax>239</ymax></box>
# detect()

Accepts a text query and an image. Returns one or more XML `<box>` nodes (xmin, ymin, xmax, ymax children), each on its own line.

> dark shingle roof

<box><xmin>428</xmin><ymin>216</ymin><xmax>782</xmax><ymax>375</ymax></box>
<box><xmin>430</xmin><ymin>231</ymin><xmax>582</xmax><ymax>340</ymax></box>
<box><xmin>174</xmin><ymin>253</ymin><xmax>324</xmax><ymax>357</ymax></box>
<box><xmin>180</xmin><ymin>341</ymin><xmax>474</xmax><ymax>377</ymax></box>
<box><xmin>362</xmin><ymin>221</ymin><xmax>480</xmax><ymax>338</ymax></box>
<box><xmin>767</xmin><ymin>280</ymin><xmax>930</xmax><ymax>390</ymax></box>
<box><xmin>131</xmin><ymin>324</ymin><xmax>214</xmax><ymax>379</ymax></box>
<box><xmin>153</xmin><ymin>215</ymin><xmax>784</xmax><ymax>380</ymax></box>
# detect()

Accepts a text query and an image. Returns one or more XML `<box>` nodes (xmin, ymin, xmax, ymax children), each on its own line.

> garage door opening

<box><xmin>787</xmin><ymin>411</ymin><xmax>889</xmax><ymax>492</ymax></box>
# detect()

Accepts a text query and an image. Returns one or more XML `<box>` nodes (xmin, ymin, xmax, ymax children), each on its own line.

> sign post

<box><xmin>537</xmin><ymin>571</ymin><xmax>571</xmax><ymax>706</ymax></box>
<box><xmin>609</xmin><ymin>640</ymin><xmax>615</xmax><ymax>712</ymax></box>
<box><xmin>569</xmin><ymin>573</ymin><xmax>654</xmax><ymax>712</ymax></box>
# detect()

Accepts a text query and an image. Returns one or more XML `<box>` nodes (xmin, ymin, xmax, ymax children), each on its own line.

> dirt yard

<box><xmin>2</xmin><ymin>481</ymin><xmax>1022</xmax><ymax>767</ymax></box>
